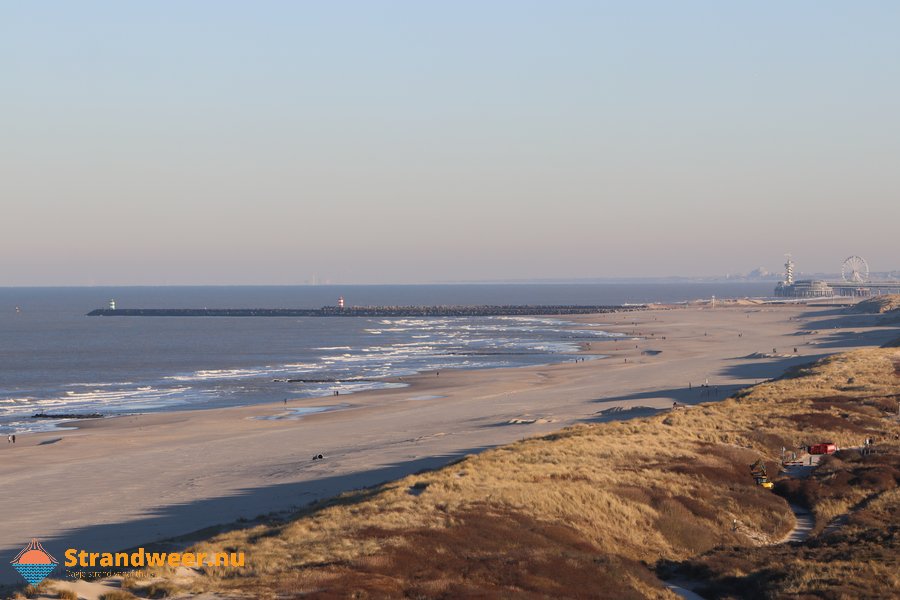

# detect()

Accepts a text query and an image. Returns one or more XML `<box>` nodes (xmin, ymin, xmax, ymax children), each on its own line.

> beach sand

<box><xmin>0</xmin><ymin>303</ymin><xmax>895</xmax><ymax>583</ymax></box>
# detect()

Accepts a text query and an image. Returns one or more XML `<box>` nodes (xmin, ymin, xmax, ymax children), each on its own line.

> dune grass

<box><xmin>29</xmin><ymin>347</ymin><xmax>899</xmax><ymax>599</ymax></box>
<box><xmin>668</xmin><ymin>448</ymin><xmax>900</xmax><ymax>598</ymax></box>
<box><xmin>98</xmin><ymin>592</ymin><xmax>136</xmax><ymax>600</ymax></box>
<box><xmin>120</xmin><ymin>347</ymin><xmax>896</xmax><ymax>598</ymax></box>
<box><xmin>852</xmin><ymin>294</ymin><xmax>900</xmax><ymax>314</ymax></box>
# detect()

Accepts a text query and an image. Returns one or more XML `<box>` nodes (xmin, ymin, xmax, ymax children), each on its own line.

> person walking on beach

<box><xmin>11</xmin><ymin>434</ymin><xmax>15</xmax><ymax>444</ymax></box>
<box><xmin>6</xmin><ymin>435</ymin><xmax>10</xmax><ymax>444</ymax></box>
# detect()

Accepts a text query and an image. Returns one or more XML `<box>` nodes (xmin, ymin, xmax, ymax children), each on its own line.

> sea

<box><xmin>0</xmin><ymin>282</ymin><xmax>774</xmax><ymax>434</ymax></box>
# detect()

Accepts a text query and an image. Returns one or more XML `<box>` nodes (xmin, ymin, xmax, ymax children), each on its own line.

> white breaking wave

<box><xmin>3</xmin><ymin>311</ymin><xmax>612</xmax><ymax>435</ymax></box>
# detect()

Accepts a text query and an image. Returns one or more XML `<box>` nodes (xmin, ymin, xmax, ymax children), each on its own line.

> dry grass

<box><xmin>778</xmin><ymin>448</ymin><xmax>900</xmax><ymax>532</ymax></box>
<box><xmin>13</xmin><ymin>583</ymin><xmax>53</xmax><ymax>600</ymax></box>
<box><xmin>139</xmin><ymin>581</ymin><xmax>179</xmax><ymax>598</ymax></box>
<box><xmin>663</xmin><ymin>349</ymin><xmax>900</xmax><ymax>597</ymax></box>
<box><xmin>27</xmin><ymin>347</ymin><xmax>900</xmax><ymax>599</ymax></box>
<box><xmin>98</xmin><ymin>592</ymin><xmax>136</xmax><ymax>600</ymax></box>
<box><xmin>852</xmin><ymin>294</ymin><xmax>900</xmax><ymax>314</ymax></box>
<box><xmin>157</xmin><ymin>347</ymin><xmax>900</xmax><ymax>598</ymax></box>
<box><xmin>665</xmin><ymin>446</ymin><xmax>900</xmax><ymax>598</ymax></box>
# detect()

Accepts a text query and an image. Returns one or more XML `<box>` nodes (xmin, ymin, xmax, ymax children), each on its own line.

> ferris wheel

<box><xmin>841</xmin><ymin>256</ymin><xmax>869</xmax><ymax>283</ymax></box>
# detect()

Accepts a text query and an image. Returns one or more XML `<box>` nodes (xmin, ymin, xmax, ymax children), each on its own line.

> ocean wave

<box><xmin>288</xmin><ymin>381</ymin><xmax>407</xmax><ymax>399</ymax></box>
<box><xmin>0</xmin><ymin>419</ymin><xmax>78</xmax><ymax>435</ymax></box>
<box><xmin>3</xmin><ymin>311</ymin><xmax>605</xmax><ymax>432</ymax></box>
<box><xmin>166</xmin><ymin>368</ymin><xmax>270</xmax><ymax>382</ymax></box>
<box><xmin>64</xmin><ymin>381</ymin><xmax>136</xmax><ymax>388</ymax></box>
<box><xmin>0</xmin><ymin>383</ymin><xmax>208</xmax><ymax>433</ymax></box>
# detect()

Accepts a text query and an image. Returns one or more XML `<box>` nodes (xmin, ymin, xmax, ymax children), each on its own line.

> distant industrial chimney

<box><xmin>337</xmin><ymin>296</ymin><xmax>345</xmax><ymax>309</ymax></box>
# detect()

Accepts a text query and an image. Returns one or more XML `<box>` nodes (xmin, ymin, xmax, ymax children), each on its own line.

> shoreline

<box><xmin>0</xmin><ymin>296</ymin><xmax>827</xmax><ymax>437</ymax></box>
<box><xmin>1</xmin><ymin>303</ymin><xmax>897</xmax><ymax>584</ymax></box>
<box><xmin>7</xmin><ymin>312</ymin><xmax>632</xmax><ymax>436</ymax></box>
<box><xmin>9</xmin><ymin>296</ymin><xmax>797</xmax><ymax>437</ymax></box>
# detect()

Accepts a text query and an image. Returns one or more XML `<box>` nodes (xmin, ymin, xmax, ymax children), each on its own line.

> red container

<box><xmin>809</xmin><ymin>443</ymin><xmax>837</xmax><ymax>455</ymax></box>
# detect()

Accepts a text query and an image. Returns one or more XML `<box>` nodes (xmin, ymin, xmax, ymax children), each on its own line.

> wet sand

<box><xmin>0</xmin><ymin>303</ymin><xmax>895</xmax><ymax>581</ymax></box>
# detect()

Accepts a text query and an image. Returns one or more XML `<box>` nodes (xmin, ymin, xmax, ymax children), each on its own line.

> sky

<box><xmin>2</xmin><ymin>1</ymin><xmax>898</xmax><ymax>285</ymax></box>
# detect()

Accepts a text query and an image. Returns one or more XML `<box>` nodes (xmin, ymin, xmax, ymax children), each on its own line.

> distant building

<box><xmin>774</xmin><ymin>255</ymin><xmax>833</xmax><ymax>297</ymax></box>
<box><xmin>775</xmin><ymin>279</ymin><xmax>833</xmax><ymax>298</ymax></box>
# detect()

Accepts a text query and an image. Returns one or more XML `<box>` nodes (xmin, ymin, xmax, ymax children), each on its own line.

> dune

<box><xmin>5</xmin><ymin>303</ymin><xmax>900</xmax><ymax>598</ymax></box>
<box><xmin>39</xmin><ymin>344</ymin><xmax>900</xmax><ymax>598</ymax></box>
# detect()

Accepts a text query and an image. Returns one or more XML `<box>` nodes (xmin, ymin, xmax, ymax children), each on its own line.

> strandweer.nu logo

<box><xmin>11</xmin><ymin>539</ymin><xmax>58</xmax><ymax>586</ymax></box>
<box><xmin>9</xmin><ymin>539</ymin><xmax>245</xmax><ymax>587</ymax></box>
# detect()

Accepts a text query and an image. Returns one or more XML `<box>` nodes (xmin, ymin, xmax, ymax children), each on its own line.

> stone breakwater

<box><xmin>87</xmin><ymin>305</ymin><xmax>646</xmax><ymax>318</ymax></box>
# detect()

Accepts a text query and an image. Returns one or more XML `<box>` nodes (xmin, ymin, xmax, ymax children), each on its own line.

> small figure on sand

<box><xmin>312</xmin><ymin>453</ymin><xmax>324</xmax><ymax>461</ymax></box>
<box><xmin>7</xmin><ymin>435</ymin><xmax>11</xmax><ymax>444</ymax></box>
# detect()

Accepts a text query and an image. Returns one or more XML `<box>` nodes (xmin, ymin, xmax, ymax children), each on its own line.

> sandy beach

<box><xmin>1</xmin><ymin>303</ymin><xmax>896</xmax><ymax>582</ymax></box>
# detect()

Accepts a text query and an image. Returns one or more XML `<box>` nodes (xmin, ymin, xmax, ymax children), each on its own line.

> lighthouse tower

<box><xmin>784</xmin><ymin>254</ymin><xmax>795</xmax><ymax>286</ymax></box>
<box><xmin>337</xmin><ymin>296</ymin><xmax>345</xmax><ymax>309</ymax></box>
<box><xmin>109</xmin><ymin>299</ymin><xmax>117</xmax><ymax>311</ymax></box>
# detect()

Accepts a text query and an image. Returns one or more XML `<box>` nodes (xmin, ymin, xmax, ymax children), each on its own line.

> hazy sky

<box><xmin>2</xmin><ymin>2</ymin><xmax>898</xmax><ymax>285</ymax></box>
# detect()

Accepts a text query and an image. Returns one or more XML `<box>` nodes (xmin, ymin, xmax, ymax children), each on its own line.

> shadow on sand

<box><xmin>591</xmin><ymin>384</ymin><xmax>745</xmax><ymax>407</ymax></box>
<box><xmin>798</xmin><ymin>307</ymin><xmax>900</xmax><ymax>342</ymax></box>
<box><xmin>0</xmin><ymin>447</ymin><xmax>490</xmax><ymax>587</ymax></box>
<box><xmin>581</xmin><ymin>383</ymin><xmax>745</xmax><ymax>425</ymax></box>
<box><xmin>718</xmin><ymin>354</ymin><xmax>826</xmax><ymax>380</ymax></box>
<box><xmin>806</xmin><ymin>328</ymin><xmax>899</xmax><ymax>350</ymax></box>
